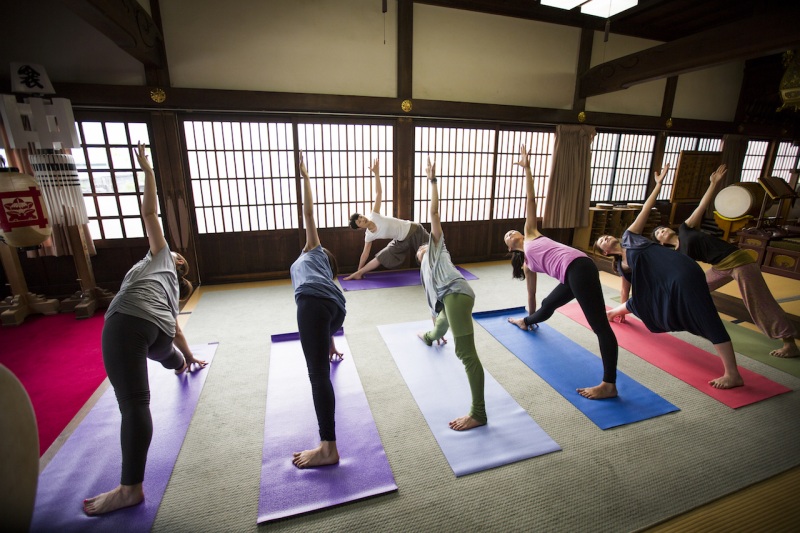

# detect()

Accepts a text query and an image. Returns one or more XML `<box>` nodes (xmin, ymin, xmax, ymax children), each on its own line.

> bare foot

<box><xmin>577</xmin><ymin>381</ymin><xmax>618</xmax><ymax>399</ymax></box>
<box><xmin>708</xmin><ymin>374</ymin><xmax>744</xmax><ymax>389</ymax></box>
<box><xmin>770</xmin><ymin>341</ymin><xmax>800</xmax><ymax>358</ymax></box>
<box><xmin>83</xmin><ymin>484</ymin><xmax>144</xmax><ymax>515</ymax></box>
<box><xmin>417</xmin><ymin>331</ymin><xmax>432</xmax><ymax>346</ymax></box>
<box><xmin>448</xmin><ymin>415</ymin><xmax>486</xmax><ymax>431</ymax></box>
<box><xmin>343</xmin><ymin>273</ymin><xmax>363</xmax><ymax>281</ymax></box>
<box><xmin>508</xmin><ymin>317</ymin><xmax>528</xmax><ymax>330</ymax></box>
<box><xmin>292</xmin><ymin>441</ymin><xmax>339</xmax><ymax>469</ymax></box>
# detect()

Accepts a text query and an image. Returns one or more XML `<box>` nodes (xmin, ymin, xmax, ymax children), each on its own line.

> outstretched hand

<box><xmin>426</xmin><ymin>156</ymin><xmax>435</xmax><ymax>180</ymax></box>
<box><xmin>134</xmin><ymin>142</ymin><xmax>151</xmax><ymax>170</ymax></box>
<box><xmin>176</xmin><ymin>355</ymin><xmax>208</xmax><ymax>374</ymax></box>
<box><xmin>369</xmin><ymin>157</ymin><xmax>380</xmax><ymax>176</ymax></box>
<box><xmin>329</xmin><ymin>336</ymin><xmax>344</xmax><ymax>362</ymax></box>
<box><xmin>329</xmin><ymin>345</ymin><xmax>344</xmax><ymax>363</ymax></box>
<box><xmin>514</xmin><ymin>143</ymin><xmax>531</xmax><ymax>170</ymax></box>
<box><xmin>299</xmin><ymin>153</ymin><xmax>308</xmax><ymax>177</ymax></box>
<box><xmin>710</xmin><ymin>164</ymin><xmax>727</xmax><ymax>185</ymax></box>
<box><xmin>653</xmin><ymin>163</ymin><xmax>670</xmax><ymax>185</ymax></box>
<box><xmin>606</xmin><ymin>308</ymin><xmax>626</xmax><ymax>323</ymax></box>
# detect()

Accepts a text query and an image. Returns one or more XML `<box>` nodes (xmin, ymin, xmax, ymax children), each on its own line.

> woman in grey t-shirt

<box><xmin>84</xmin><ymin>143</ymin><xmax>207</xmax><ymax>516</ymax></box>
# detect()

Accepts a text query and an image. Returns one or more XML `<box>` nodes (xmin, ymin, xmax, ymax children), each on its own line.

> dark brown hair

<box><xmin>592</xmin><ymin>241</ymin><xmax>622</xmax><ymax>275</ymax></box>
<box><xmin>322</xmin><ymin>247</ymin><xmax>339</xmax><ymax>279</ymax></box>
<box><xmin>510</xmin><ymin>250</ymin><xmax>526</xmax><ymax>280</ymax></box>
<box><xmin>179</xmin><ymin>277</ymin><xmax>193</xmax><ymax>302</ymax></box>
<box><xmin>348</xmin><ymin>213</ymin><xmax>360</xmax><ymax>230</ymax></box>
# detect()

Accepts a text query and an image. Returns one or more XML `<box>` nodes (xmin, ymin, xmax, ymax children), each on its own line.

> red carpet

<box><xmin>0</xmin><ymin>312</ymin><xmax>106</xmax><ymax>455</ymax></box>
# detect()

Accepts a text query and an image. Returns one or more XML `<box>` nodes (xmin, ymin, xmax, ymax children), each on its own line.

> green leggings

<box><xmin>423</xmin><ymin>292</ymin><xmax>487</xmax><ymax>424</ymax></box>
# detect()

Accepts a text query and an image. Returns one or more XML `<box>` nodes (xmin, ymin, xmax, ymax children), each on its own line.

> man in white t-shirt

<box><xmin>344</xmin><ymin>158</ymin><xmax>429</xmax><ymax>281</ymax></box>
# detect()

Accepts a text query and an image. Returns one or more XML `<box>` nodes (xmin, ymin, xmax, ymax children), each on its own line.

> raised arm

<box><xmin>515</xmin><ymin>143</ymin><xmax>542</xmax><ymax>240</ymax></box>
<box><xmin>426</xmin><ymin>156</ymin><xmax>442</xmax><ymax>243</ymax></box>
<box><xmin>299</xmin><ymin>155</ymin><xmax>320</xmax><ymax>252</ymax></box>
<box><xmin>628</xmin><ymin>164</ymin><xmax>669</xmax><ymax>235</ymax></box>
<box><xmin>685</xmin><ymin>164</ymin><xmax>727</xmax><ymax>229</ymax></box>
<box><xmin>136</xmin><ymin>143</ymin><xmax>168</xmax><ymax>255</ymax></box>
<box><xmin>370</xmin><ymin>158</ymin><xmax>382</xmax><ymax>214</ymax></box>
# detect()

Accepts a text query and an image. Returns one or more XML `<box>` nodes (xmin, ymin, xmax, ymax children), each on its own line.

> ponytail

<box><xmin>510</xmin><ymin>250</ymin><xmax>526</xmax><ymax>280</ymax></box>
<box><xmin>179</xmin><ymin>277</ymin><xmax>193</xmax><ymax>302</ymax></box>
<box><xmin>322</xmin><ymin>247</ymin><xmax>339</xmax><ymax>279</ymax></box>
<box><xmin>592</xmin><ymin>241</ymin><xmax>622</xmax><ymax>276</ymax></box>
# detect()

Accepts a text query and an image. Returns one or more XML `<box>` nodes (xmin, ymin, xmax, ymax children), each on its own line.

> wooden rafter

<box><xmin>57</xmin><ymin>0</ymin><xmax>164</xmax><ymax>68</ymax></box>
<box><xmin>579</xmin><ymin>9</ymin><xmax>800</xmax><ymax>98</ymax></box>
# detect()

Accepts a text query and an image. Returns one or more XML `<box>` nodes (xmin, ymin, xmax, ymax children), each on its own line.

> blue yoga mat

<box><xmin>378</xmin><ymin>320</ymin><xmax>561</xmax><ymax>477</ymax></box>
<box><xmin>473</xmin><ymin>307</ymin><xmax>679</xmax><ymax>430</ymax></box>
<box><xmin>30</xmin><ymin>342</ymin><xmax>217</xmax><ymax>533</ymax></box>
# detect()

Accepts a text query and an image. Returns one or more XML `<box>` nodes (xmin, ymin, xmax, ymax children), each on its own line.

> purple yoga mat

<box><xmin>378</xmin><ymin>321</ymin><xmax>561</xmax><ymax>476</ymax></box>
<box><xmin>30</xmin><ymin>343</ymin><xmax>217</xmax><ymax>533</ymax></box>
<box><xmin>338</xmin><ymin>266</ymin><xmax>477</xmax><ymax>291</ymax></box>
<box><xmin>258</xmin><ymin>332</ymin><xmax>397</xmax><ymax>523</ymax></box>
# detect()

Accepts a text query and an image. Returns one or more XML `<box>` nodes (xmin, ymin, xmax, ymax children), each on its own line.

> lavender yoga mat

<box><xmin>30</xmin><ymin>343</ymin><xmax>217</xmax><ymax>533</ymax></box>
<box><xmin>378</xmin><ymin>321</ymin><xmax>561</xmax><ymax>477</ymax></box>
<box><xmin>258</xmin><ymin>332</ymin><xmax>396</xmax><ymax>523</ymax></box>
<box><xmin>338</xmin><ymin>266</ymin><xmax>477</xmax><ymax>291</ymax></box>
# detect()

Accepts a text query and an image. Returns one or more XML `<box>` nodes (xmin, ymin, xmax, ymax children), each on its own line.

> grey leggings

<box><xmin>102</xmin><ymin>312</ymin><xmax>184</xmax><ymax>485</ymax></box>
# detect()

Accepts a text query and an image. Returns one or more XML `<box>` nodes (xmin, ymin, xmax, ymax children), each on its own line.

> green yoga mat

<box><xmin>610</xmin><ymin>296</ymin><xmax>800</xmax><ymax>378</ymax></box>
<box><xmin>722</xmin><ymin>322</ymin><xmax>800</xmax><ymax>378</ymax></box>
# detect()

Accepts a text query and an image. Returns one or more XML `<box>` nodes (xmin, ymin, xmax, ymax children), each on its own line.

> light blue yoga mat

<box><xmin>473</xmin><ymin>307</ymin><xmax>679</xmax><ymax>430</ymax></box>
<box><xmin>378</xmin><ymin>321</ymin><xmax>561</xmax><ymax>477</ymax></box>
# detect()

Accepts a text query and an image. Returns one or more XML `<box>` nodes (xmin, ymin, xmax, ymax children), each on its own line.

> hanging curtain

<box><xmin>720</xmin><ymin>134</ymin><xmax>748</xmax><ymax>188</ymax></box>
<box><xmin>543</xmin><ymin>124</ymin><xmax>596</xmax><ymax>228</ymax></box>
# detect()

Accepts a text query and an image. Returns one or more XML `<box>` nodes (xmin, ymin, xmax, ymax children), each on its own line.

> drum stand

<box><xmin>58</xmin><ymin>224</ymin><xmax>115</xmax><ymax>319</ymax></box>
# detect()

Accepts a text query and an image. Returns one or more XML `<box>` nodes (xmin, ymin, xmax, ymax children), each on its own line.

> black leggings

<box><xmin>524</xmin><ymin>257</ymin><xmax>619</xmax><ymax>384</ymax></box>
<box><xmin>296</xmin><ymin>295</ymin><xmax>346</xmax><ymax>442</ymax></box>
<box><xmin>102</xmin><ymin>312</ymin><xmax>184</xmax><ymax>485</ymax></box>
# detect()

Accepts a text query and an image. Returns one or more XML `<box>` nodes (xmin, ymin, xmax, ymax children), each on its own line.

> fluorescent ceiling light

<box><xmin>540</xmin><ymin>0</ymin><xmax>586</xmax><ymax>9</ymax></box>
<box><xmin>580</xmin><ymin>0</ymin><xmax>638</xmax><ymax>18</ymax></box>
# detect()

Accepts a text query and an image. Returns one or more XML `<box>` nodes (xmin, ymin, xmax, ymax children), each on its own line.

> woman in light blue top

<box><xmin>416</xmin><ymin>157</ymin><xmax>486</xmax><ymax>431</ymax></box>
<box><xmin>289</xmin><ymin>155</ymin><xmax>347</xmax><ymax>468</ymax></box>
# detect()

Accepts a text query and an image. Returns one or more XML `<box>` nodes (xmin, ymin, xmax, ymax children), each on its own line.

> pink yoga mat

<box><xmin>558</xmin><ymin>303</ymin><xmax>791</xmax><ymax>408</ymax></box>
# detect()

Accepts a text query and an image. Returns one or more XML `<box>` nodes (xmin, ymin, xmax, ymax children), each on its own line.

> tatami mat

<box><xmin>42</xmin><ymin>260</ymin><xmax>800</xmax><ymax>532</ymax></box>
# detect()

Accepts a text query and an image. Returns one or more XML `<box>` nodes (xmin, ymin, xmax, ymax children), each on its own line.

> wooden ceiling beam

<box><xmin>56</xmin><ymin>0</ymin><xmax>164</xmax><ymax>68</ymax></box>
<box><xmin>579</xmin><ymin>9</ymin><xmax>800</xmax><ymax>98</ymax></box>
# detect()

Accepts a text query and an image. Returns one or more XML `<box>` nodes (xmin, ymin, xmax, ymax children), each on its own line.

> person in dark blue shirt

<box><xmin>595</xmin><ymin>164</ymin><xmax>743</xmax><ymax>389</ymax></box>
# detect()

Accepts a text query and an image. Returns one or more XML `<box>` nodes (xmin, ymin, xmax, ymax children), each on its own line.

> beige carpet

<box><xmin>54</xmin><ymin>261</ymin><xmax>800</xmax><ymax>532</ymax></box>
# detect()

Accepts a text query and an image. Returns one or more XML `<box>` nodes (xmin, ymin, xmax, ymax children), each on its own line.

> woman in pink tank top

<box><xmin>503</xmin><ymin>144</ymin><xmax>619</xmax><ymax>400</ymax></box>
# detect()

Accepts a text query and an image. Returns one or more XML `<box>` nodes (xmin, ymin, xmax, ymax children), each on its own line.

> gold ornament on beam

<box><xmin>401</xmin><ymin>99</ymin><xmax>412</xmax><ymax>113</ymax></box>
<box><xmin>777</xmin><ymin>50</ymin><xmax>800</xmax><ymax>112</ymax></box>
<box><xmin>577</xmin><ymin>111</ymin><xmax>586</xmax><ymax>123</ymax></box>
<box><xmin>665</xmin><ymin>117</ymin><xmax>673</xmax><ymax>129</ymax></box>
<box><xmin>150</xmin><ymin>88</ymin><xmax>167</xmax><ymax>104</ymax></box>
